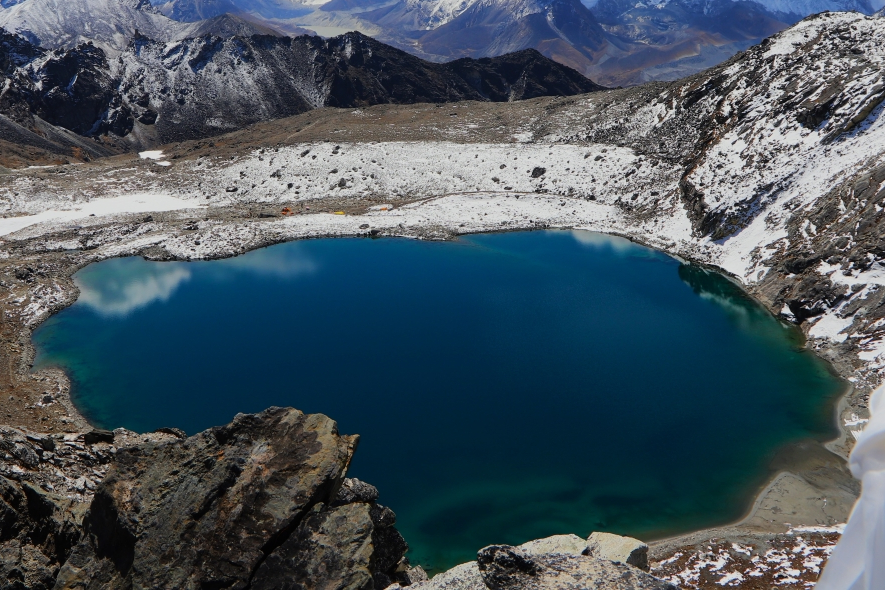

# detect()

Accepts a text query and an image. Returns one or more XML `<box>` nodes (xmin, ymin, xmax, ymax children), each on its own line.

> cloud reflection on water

<box><xmin>219</xmin><ymin>244</ymin><xmax>317</xmax><ymax>279</ymax></box>
<box><xmin>76</xmin><ymin>244</ymin><xmax>317</xmax><ymax>318</ymax></box>
<box><xmin>76</xmin><ymin>261</ymin><xmax>193</xmax><ymax>318</ymax></box>
<box><xmin>569</xmin><ymin>230</ymin><xmax>642</xmax><ymax>254</ymax></box>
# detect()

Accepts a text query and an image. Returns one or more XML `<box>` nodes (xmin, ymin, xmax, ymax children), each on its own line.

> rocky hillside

<box><xmin>0</xmin><ymin>27</ymin><xmax>602</xmax><ymax>162</ymax></box>
<box><xmin>115</xmin><ymin>30</ymin><xmax>603</xmax><ymax>143</ymax></box>
<box><xmin>588</xmin><ymin>0</ymin><xmax>795</xmax><ymax>84</ymax></box>
<box><xmin>361</xmin><ymin>0</ymin><xmax>789</xmax><ymax>86</ymax></box>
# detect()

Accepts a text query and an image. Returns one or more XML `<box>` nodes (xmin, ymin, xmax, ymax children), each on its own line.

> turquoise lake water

<box><xmin>32</xmin><ymin>231</ymin><xmax>843</xmax><ymax>572</ymax></box>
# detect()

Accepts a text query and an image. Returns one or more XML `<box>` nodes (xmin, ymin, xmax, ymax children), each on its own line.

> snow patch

<box><xmin>0</xmin><ymin>194</ymin><xmax>200</xmax><ymax>237</ymax></box>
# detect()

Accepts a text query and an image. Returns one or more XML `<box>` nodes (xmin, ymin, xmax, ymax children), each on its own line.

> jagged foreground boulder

<box><xmin>52</xmin><ymin>407</ymin><xmax>416</xmax><ymax>589</ymax></box>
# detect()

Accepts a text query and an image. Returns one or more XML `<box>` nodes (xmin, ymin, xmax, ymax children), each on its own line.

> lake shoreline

<box><xmin>3</xmin><ymin>209</ymin><xmax>862</xmax><ymax>567</ymax></box>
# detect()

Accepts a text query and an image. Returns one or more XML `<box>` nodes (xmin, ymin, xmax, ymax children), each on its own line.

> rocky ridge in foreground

<box><xmin>0</xmin><ymin>408</ymin><xmax>676</xmax><ymax>590</ymax></box>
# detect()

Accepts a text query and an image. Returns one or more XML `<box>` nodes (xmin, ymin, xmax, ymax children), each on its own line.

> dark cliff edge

<box><xmin>0</xmin><ymin>408</ymin><xmax>674</xmax><ymax>590</ymax></box>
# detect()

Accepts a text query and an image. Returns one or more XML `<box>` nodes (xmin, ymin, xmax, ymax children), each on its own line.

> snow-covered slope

<box><xmin>404</xmin><ymin>0</ymin><xmax>475</xmax><ymax>29</ymax></box>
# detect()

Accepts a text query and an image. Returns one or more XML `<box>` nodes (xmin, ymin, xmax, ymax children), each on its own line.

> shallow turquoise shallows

<box><xmin>32</xmin><ymin>231</ymin><xmax>843</xmax><ymax>572</ymax></box>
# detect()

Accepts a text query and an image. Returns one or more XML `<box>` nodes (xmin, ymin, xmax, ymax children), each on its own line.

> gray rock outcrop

<box><xmin>518</xmin><ymin>534</ymin><xmax>588</xmax><ymax>558</ymax></box>
<box><xmin>398</xmin><ymin>535</ymin><xmax>675</xmax><ymax>590</ymax></box>
<box><xmin>586</xmin><ymin>532</ymin><xmax>649</xmax><ymax>571</ymax></box>
<box><xmin>53</xmin><ymin>407</ymin><xmax>412</xmax><ymax>590</ymax></box>
<box><xmin>478</xmin><ymin>545</ymin><xmax>673</xmax><ymax>590</ymax></box>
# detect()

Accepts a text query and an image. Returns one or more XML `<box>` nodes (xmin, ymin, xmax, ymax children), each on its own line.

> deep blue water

<box><xmin>32</xmin><ymin>231</ymin><xmax>843</xmax><ymax>572</ymax></box>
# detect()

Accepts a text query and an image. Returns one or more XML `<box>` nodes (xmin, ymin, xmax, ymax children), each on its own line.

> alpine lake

<box><xmin>32</xmin><ymin>230</ymin><xmax>844</xmax><ymax>573</ymax></box>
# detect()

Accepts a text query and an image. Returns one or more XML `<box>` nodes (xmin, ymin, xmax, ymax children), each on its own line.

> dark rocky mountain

<box><xmin>0</xmin><ymin>30</ymin><xmax>133</xmax><ymax>164</ymax></box>
<box><xmin>181</xmin><ymin>12</ymin><xmax>290</xmax><ymax>36</ymax></box>
<box><xmin>2</xmin><ymin>0</ymin><xmax>878</xmax><ymax>87</ymax></box>
<box><xmin>363</xmin><ymin>0</ymin><xmax>607</xmax><ymax>61</ymax></box>
<box><xmin>0</xmin><ymin>27</ymin><xmax>602</xmax><ymax>156</ymax></box>
<box><xmin>420</xmin><ymin>0</ymin><xmax>608</xmax><ymax>60</ymax></box>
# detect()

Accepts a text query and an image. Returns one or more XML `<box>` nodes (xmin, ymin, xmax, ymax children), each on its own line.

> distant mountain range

<box><xmin>0</xmin><ymin>25</ymin><xmax>601</xmax><ymax>161</ymax></box>
<box><xmin>0</xmin><ymin>0</ymin><xmax>308</xmax><ymax>53</ymax></box>
<box><xmin>356</xmin><ymin>0</ymin><xmax>877</xmax><ymax>85</ymax></box>
<box><xmin>0</xmin><ymin>0</ymin><xmax>878</xmax><ymax>85</ymax></box>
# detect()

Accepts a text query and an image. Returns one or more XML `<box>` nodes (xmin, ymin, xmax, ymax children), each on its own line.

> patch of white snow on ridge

<box><xmin>820</xmin><ymin>261</ymin><xmax>885</xmax><ymax>288</ymax></box>
<box><xmin>0</xmin><ymin>194</ymin><xmax>200</xmax><ymax>237</ymax></box>
<box><xmin>808</xmin><ymin>313</ymin><xmax>854</xmax><ymax>343</ymax></box>
<box><xmin>139</xmin><ymin>150</ymin><xmax>171</xmax><ymax>166</ymax></box>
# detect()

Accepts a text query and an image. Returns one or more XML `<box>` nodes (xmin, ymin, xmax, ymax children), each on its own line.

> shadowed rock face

<box><xmin>119</xmin><ymin>30</ymin><xmax>602</xmax><ymax>144</ymax></box>
<box><xmin>52</xmin><ymin>407</ymin><xmax>410</xmax><ymax>590</ymax></box>
<box><xmin>0</xmin><ymin>476</ymin><xmax>86</xmax><ymax>590</ymax></box>
<box><xmin>0</xmin><ymin>33</ymin><xmax>133</xmax><ymax>143</ymax></box>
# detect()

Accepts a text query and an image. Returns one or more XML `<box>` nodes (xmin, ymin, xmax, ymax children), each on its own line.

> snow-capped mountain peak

<box><xmin>0</xmin><ymin>0</ymin><xmax>293</xmax><ymax>52</ymax></box>
<box><xmin>0</xmin><ymin>0</ymin><xmax>180</xmax><ymax>50</ymax></box>
<box><xmin>402</xmin><ymin>0</ymin><xmax>477</xmax><ymax>29</ymax></box>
